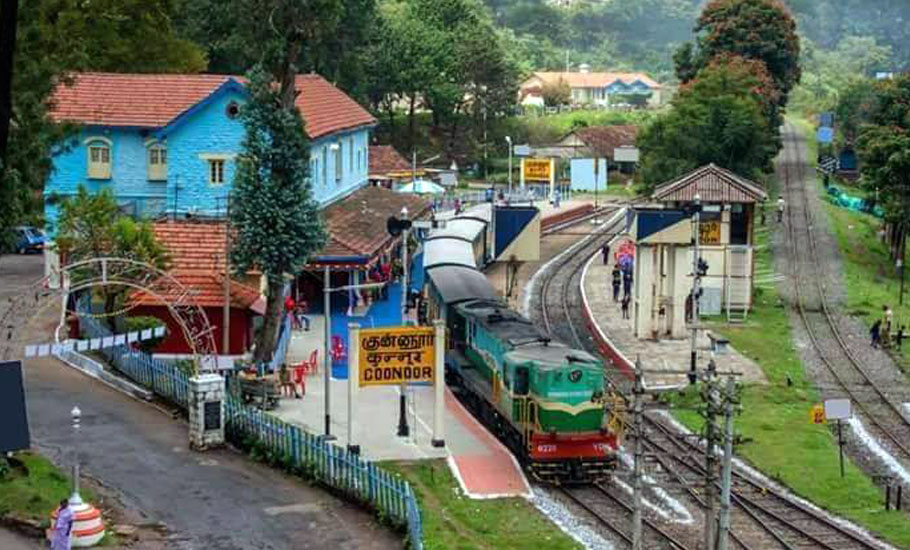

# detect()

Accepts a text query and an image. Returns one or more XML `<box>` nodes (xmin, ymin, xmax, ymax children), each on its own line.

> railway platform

<box><xmin>270</xmin><ymin>318</ymin><xmax>531</xmax><ymax>499</ymax></box>
<box><xmin>582</xmin><ymin>255</ymin><xmax>767</xmax><ymax>387</ymax></box>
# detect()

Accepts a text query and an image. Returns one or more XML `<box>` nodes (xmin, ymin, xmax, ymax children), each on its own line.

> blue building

<box><xmin>45</xmin><ymin>72</ymin><xmax>377</xmax><ymax>234</ymax></box>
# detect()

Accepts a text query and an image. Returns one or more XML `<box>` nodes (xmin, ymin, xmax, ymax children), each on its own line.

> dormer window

<box><xmin>86</xmin><ymin>138</ymin><xmax>112</xmax><ymax>180</ymax></box>
<box><xmin>147</xmin><ymin>143</ymin><xmax>167</xmax><ymax>181</ymax></box>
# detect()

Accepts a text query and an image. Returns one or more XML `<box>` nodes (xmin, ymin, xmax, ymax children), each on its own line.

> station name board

<box><xmin>358</xmin><ymin>326</ymin><xmax>435</xmax><ymax>386</ymax></box>
<box><xmin>522</xmin><ymin>158</ymin><xmax>552</xmax><ymax>182</ymax></box>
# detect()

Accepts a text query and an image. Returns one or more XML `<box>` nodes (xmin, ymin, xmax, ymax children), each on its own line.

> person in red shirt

<box><xmin>285</xmin><ymin>295</ymin><xmax>299</xmax><ymax>329</ymax></box>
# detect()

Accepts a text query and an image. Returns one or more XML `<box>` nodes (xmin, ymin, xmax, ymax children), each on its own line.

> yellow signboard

<box><xmin>523</xmin><ymin>158</ymin><xmax>552</xmax><ymax>182</ymax></box>
<box><xmin>810</xmin><ymin>403</ymin><xmax>826</xmax><ymax>424</ymax></box>
<box><xmin>699</xmin><ymin>221</ymin><xmax>721</xmax><ymax>245</ymax></box>
<box><xmin>358</xmin><ymin>326</ymin><xmax>435</xmax><ymax>387</ymax></box>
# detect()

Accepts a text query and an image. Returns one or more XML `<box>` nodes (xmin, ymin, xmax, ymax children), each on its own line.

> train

<box><xmin>422</xmin><ymin>205</ymin><xmax>621</xmax><ymax>484</ymax></box>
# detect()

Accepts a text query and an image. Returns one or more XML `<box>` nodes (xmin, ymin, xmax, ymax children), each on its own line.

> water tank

<box><xmin>579</xmin><ymin>63</ymin><xmax>590</xmax><ymax>74</ymax></box>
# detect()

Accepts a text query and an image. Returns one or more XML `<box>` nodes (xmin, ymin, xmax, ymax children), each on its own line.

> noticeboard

<box><xmin>0</xmin><ymin>361</ymin><xmax>30</xmax><ymax>453</ymax></box>
<box><xmin>824</xmin><ymin>398</ymin><xmax>852</xmax><ymax>420</ymax></box>
<box><xmin>358</xmin><ymin>326</ymin><xmax>435</xmax><ymax>387</ymax></box>
<box><xmin>699</xmin><ymin>221</ymin><xmax>722</xmax><ymax>245</ymax></box>
<box><xmin>613</xmin><ymin>146</ymin><xmax>640</xmax><ymax>163</ymax></box>
<box><xmin>810</xmin><ymin>403</ymin><xmax>826</xmax><ymax>424</ymax></box>
<box><xmin>522</xmin><ymin>158</ymin><xmax>552</xmax><ymax>182</ymax></box>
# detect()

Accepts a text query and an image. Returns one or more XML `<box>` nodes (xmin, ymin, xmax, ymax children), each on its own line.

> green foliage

<box><xmin>678</xmin><ymin>0</ymin><xmax>801</xmax><ymax>105</ymax></box>
<box><xmin>540</xmin><ymin>77</ymin><xmax>571</xmax><ymax>107</ymax></box>
<box><xmin>230</xmin><ymin>66</ymin><xmax>326</xmax><ymax>360</ymax></box>
<box><xmin>55</xmin><ymin>187</ymin><xmax>170</xmax><ymax>321</ymax></box>
<box><xmin>366</xmin><ymin>0</ymin><xmax>520</xmax><ymax>151</ymax></box>
<box><xmin>638</xmin><ymin>57</ymin><xmax>777</xmax><ymax>188</ymax></box>
<box><xmin>123</xmin><ymin>316</ymin><xmax>165</xmax><ymax>354</ymax></box>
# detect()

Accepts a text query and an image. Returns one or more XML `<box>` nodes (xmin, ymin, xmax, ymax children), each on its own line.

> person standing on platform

<box><xmin>621</xmin><ymin>294</ymin><xmax>631</xmax><ymax>319</ymax></box>
<box><xmin>602</xmin><ymin>243</ymin><xmax>610</xmax><ymax>265</ymax></box>
<box><xmin>622</xmin><ymin>268</ymin><xmax>633</xmax><ymax>300</ymax></box>
<box><xmin>611</xmin><ymin>265</ymin><xmax>621</xmax><ymax>302</ymax></box>
<box><xmin>285</xmin><ymin>294</ymin><xmax>298</xmax><ymax>328</ymax></box>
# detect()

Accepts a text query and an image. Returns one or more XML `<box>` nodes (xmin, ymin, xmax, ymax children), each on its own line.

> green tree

<box><xmin>230</xmin><ymin>66</ymin><xmax>327</xmax><ymax>363</ymax></box>
<box><xmin>55</xmin><ymin>187</ymin><xmax>170</xmax><ymax>327</ymax></box>
<box><xmin>638</xmin><ymin>57</ymin><xmax>777</xmax><ymax>189</ymax></box>
<box><xmin>541</xmin><ymin>77</ymin><xmax>571</xmax><ymax>107</ymax></box>
<box><xmin>677</xmin><ymin>0</ymin><xmax>801</xmax><ymax>105</ymax></box>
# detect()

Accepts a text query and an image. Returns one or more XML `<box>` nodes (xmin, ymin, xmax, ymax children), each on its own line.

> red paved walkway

<box><xmin>444</xmin><ymin>388</ymin><xmax>531</xmax><ymax>498</ymax></box>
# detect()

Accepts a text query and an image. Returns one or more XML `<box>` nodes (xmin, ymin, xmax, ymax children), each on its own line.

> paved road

<box><xmin>0</xmin><ymin>528</ymin><xmax>41</xmax><ymax>550</ymax></box>
<box><xmin>1</xmin><ymin>254</ymin><xmax>402</xmax><ymax>550</ymax></box>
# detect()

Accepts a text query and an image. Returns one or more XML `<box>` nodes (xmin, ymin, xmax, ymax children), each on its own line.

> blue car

<box><xmin>13</xmin><ymin>226</ymin><xmax>46</xmax><ymax>254</ymax></box>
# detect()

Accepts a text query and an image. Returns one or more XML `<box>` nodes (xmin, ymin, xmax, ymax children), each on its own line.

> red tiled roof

<box><xmin>50</xmin><ymin>72</ymin><xmax>376</xmax><ymax>139</ymax></box>
<box><xmin>130</xmin><ymin>221</ymin><xmax>262</xmax><ymax>310</ymax></box>
<box><xmin>317</xmin><ymin>186</ymin><xmax>431</xmax><ymax>261</ymax></box>
<box><xmin>573</xmin><ymin>125</ymin><xmax>639</xmax><ymax>160</ymax></box>
<box><xmin>652</xmin><ymin>164</ymin><xmax>768</xmax><ymax>204</ymax></box>
<box><xmin>369</xmin><ymin>145</ymin><xmax>410</xmax><ymax>175</ymax></box>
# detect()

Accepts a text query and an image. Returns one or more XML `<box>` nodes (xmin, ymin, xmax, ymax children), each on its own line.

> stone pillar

<box><xmin>189</xmin><ymin>373</ymin><xmax>225</xmax><ymax>450</ymax></box>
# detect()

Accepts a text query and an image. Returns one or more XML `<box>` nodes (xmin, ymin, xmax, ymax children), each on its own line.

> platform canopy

<box><xmin>396</xmin><ymin>179</ymin><xmax>445</xmax><ymax>195</ymax></box>
<box><xmin>652</xmin><ymin>163</ymin><xmax>768</xmax><ymax>204</ymax></box>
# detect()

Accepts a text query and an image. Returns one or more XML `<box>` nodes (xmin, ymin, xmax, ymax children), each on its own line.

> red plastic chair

<box><xmin>303</xmin><ymin>349</ymin><xmax>319</xmax><ymax>375</ymax></box>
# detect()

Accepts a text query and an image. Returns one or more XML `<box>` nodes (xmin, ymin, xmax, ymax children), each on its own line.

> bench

<box><xmin>707</xmin><ymin>332</ymin><xmax>730</xmax><ymax>354</ymax></box>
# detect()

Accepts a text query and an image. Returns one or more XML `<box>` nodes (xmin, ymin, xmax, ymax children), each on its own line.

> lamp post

<box><xmin>505</xmin><ymin>136</ymin><xmax>513</xmax><ymax>196</ymax></box>
<box><xmin>398</xmin><ymin>206</ymin><xmax>411</xmax><ymax>437</ymax></box>
<box><xmin>323</xmin><ymin>264</ymin><xmax>335</xmax><ymax>440</ymax></box>
<box><xmin>689</xmin><ymin>193</ymin><xmax>701</xmax><ymax>385</ymax></box>
<box><xmin>70</xmin><ymin>406</ymin><xmax>83</xmax><ymax>505</ymax></box>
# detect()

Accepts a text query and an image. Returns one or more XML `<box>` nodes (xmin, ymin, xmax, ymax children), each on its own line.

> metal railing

<box><xmin>76</xmin><ymin>307</ymin><xmax>422</xmax><ymax>548</ymax></box>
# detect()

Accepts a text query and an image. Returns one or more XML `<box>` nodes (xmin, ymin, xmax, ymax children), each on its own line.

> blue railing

<box><xmin>76</xmin><ymin>307</ymin><xmax>422</xmax><ymax>547</ymax></box>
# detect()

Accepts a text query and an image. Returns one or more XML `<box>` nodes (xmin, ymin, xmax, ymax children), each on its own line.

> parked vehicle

<box><xmin>13</xmin><ymin>226</ymin><xmax>46</xmax><ymax>254</ymax></box>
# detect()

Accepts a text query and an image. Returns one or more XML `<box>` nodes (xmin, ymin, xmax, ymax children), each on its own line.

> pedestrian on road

<box><xmin>621</xmin><ymin>294</ymin><xmax>630</xmax><ymax>319</ymax></box>
<box><xmin>49</xmin><ymin>499</ymin><xmax>73</xmax><ymax>550</ymax></box>
<box><xmin>777</xmin><ymin>196</ymin><xmax>785</xmax><ymax>222</ymax></box>
<box><xmin>622</xmin><ymin>269</ymin><xmax>633</xmax><ymax>299</ymax></box>
<box><xmin>611</xmin><ymin>266</ymin><xmax>621</xmax><ymax>302</ymax></box>
<box><xmin>602</xmin><ymin>243</ymin><xmax>610</xmax><ymax>265</ymax></box>
<box><xmin>870</xmin><ymin>319</ymin><xmax>882</xmax><ymax>348</ymax></box>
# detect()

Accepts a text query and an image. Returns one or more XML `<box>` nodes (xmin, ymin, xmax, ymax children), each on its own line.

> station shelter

<box><xmin>632</xmin><ymin>164</ymin><xmax>767</xmax><ymax>340</ymax></box>
<box><xmin>296</xmin><ymin>185</ymin><xmax>431</xmax><ymax>374</ymax></box>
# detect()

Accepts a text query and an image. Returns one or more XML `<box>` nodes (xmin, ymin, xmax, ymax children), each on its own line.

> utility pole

<box><xmin>703</xmin><ymin>358</ymin><xmax>719</xmax><ymax>550</ymax></box>
<box><xmin>717</xmin><ymin>376</ymin><xmax>736</xmax><ymax>550</ymax></box>
<box><xmin>398</xmin><ymin>206</ymin><xmax>411</xmax><ymax>438</ymax></box>
<box><xmin>222</xmin><ymin>197</ymin><xmax>231</xmax><ymax>363</ymax></box>
<box><xmin>689</xmin><ymin>193</ymin><xmax>702</xmax><ymax>384</ymax></box>
<box><xmin>323</xmin><ymin>264</ymin><xmax>334</xmax><ymax>439</ymax></box>
<box><xmin>632</xmin><ymin>358</ymin><xmax>644</xmax><ymax>550</ymax></box>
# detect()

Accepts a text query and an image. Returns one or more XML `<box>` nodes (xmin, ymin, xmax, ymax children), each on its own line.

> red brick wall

<box><xmin>130</xmin><ymin>305</ymin><xmax>252</xmax><ymax>355</ymax></box>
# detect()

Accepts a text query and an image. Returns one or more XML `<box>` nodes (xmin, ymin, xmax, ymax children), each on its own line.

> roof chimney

<box><xmin>578</xmin><ymin>63</ymin><xmax>590</xmax><ymax>74</ymax></box>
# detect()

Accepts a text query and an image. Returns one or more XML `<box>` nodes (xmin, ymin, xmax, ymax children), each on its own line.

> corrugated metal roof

<box><xmin>652</xmin><ymin>164</ymin><xmax>768</xmax><ymax>204</ymax></box>
<box><xmin>427</xmin><ymin>265</ymin><xmax>498</xmax><ymax>305</ymax></box>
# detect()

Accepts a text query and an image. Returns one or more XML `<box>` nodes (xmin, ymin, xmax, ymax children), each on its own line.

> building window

<box><xmin>335</xmin><ymin>142</ymin><xmax>342</xmax><ymax>183</ymax></box>
<box><xmin>86</xmin><ymin>139</ymin><xmax>112</xmax><ymax>180</ymax></box>
<box><xmin>209</xmin><ymin>159</ymin><xmax>225</xmax><ymax>185</ymax></box>
<box><xmin>322</xmin><ymin>146</ymin><xmax>327</xmax><ymax>186</ymax></box>
<box><xmin>147</xmin><ymin>143</ymin><xmax>167</xmax><ymax>181</ymax></box>
<box><xmin>349</xmin><ymin>137</ymin><xmax>354</xmax><ymax>173</ymax></box>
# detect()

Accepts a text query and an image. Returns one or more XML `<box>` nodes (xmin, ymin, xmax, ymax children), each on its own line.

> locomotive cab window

<box><xmin>514</xmin><ymin>366</ymin><xmax>530</xmax><ymax>396</ymax></box>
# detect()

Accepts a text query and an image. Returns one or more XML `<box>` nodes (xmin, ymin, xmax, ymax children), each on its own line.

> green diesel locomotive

<box><xmin>446</xmin><ymin>299</ymin><xmax>620</xmax><ymax>483</ymax></box>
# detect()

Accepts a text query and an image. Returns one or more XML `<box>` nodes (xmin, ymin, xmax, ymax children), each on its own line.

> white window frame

<box><xmin>84</xmin><ymin>137</ymin><xmax>113</xmax><ymax>180</ymax></box>
<box><xmin>322</xmin><ymin>146</ymin><xmax>328</xmax><ymax>186</ymax></box>
<box><xmin>146</xmin><ymin>141</ymin><xmax>167</xmax><ymax>181</ymax></box>
<box><xmin>348</xmin><ymin>137</ymin><xmax>354</xmax><ymax>173</ymax></box>
<box><xmin>334</xmin><ymin>142</ymin><xmax>342</xmax><ymax>184</ymax></box>
<box><xmin>208</xmin><ymin>159</ymin><xmax>225</xmax><ymax>185</ymax></box>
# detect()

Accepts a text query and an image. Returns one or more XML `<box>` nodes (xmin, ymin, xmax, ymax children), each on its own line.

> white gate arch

<box><xmin>0</xmin><ymin>257</ymin><xmax>217</xmax><ymax>371</ymax></box>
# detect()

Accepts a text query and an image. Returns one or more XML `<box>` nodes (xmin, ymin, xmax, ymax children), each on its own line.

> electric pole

<box><xmin>717</xmin><ymin>376</ymin><xmax>736</xmax><ymax>550</ymax></box>
<box><xmin>632</xmin><ymin>358</ymin><xmax>644</xmax><ymax>550</ymax></box>
<box><xmin>689</xmin><ymin>194</ymin><xmax>702</xmax><ymax>384</ymax></box>
<box><xmin>703</xmin><ymin>358</ymin><xmax>719</xmax><ymax>550</ymax></box>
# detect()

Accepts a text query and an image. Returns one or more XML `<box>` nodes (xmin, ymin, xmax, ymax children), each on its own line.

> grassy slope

<box><xmin>0</xmin><ymin>452</ymin><xmax>96</xmax><ymax>524</ymax></box>
<box><xmin>669</xmin><ymin>119</ymin><xmax>909</xmax><ymax>548</ymax></box>
<box><xmin>384</xmin><ymin>460</ymin><xmax>580</xmax><ymax>550</ymax></box>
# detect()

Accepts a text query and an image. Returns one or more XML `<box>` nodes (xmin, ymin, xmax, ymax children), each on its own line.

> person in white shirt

<box><xmin>777</xmin><ymin>196</ymin><xmax>785</xmax><ymax>222</ymax></box>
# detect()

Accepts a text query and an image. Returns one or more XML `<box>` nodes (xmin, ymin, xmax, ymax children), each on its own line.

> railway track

<box><xmin>561</xmin><ymin>484</ymin><xmax>692</xmax><ymax>550</ymax></box>
<box><xmin>780</xmin><ymin>124</ymin><xmax>910</xmax><ymax>464</ymax></box>
<box><xmin>644</xmin><ymin>414</ymin><xmax>885</xmax><ymax>550</ymax></box>
<box><xmin>532</xmin><ymin>192</ymin><xmax>889</xmax><ymax>549</ymax></box>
